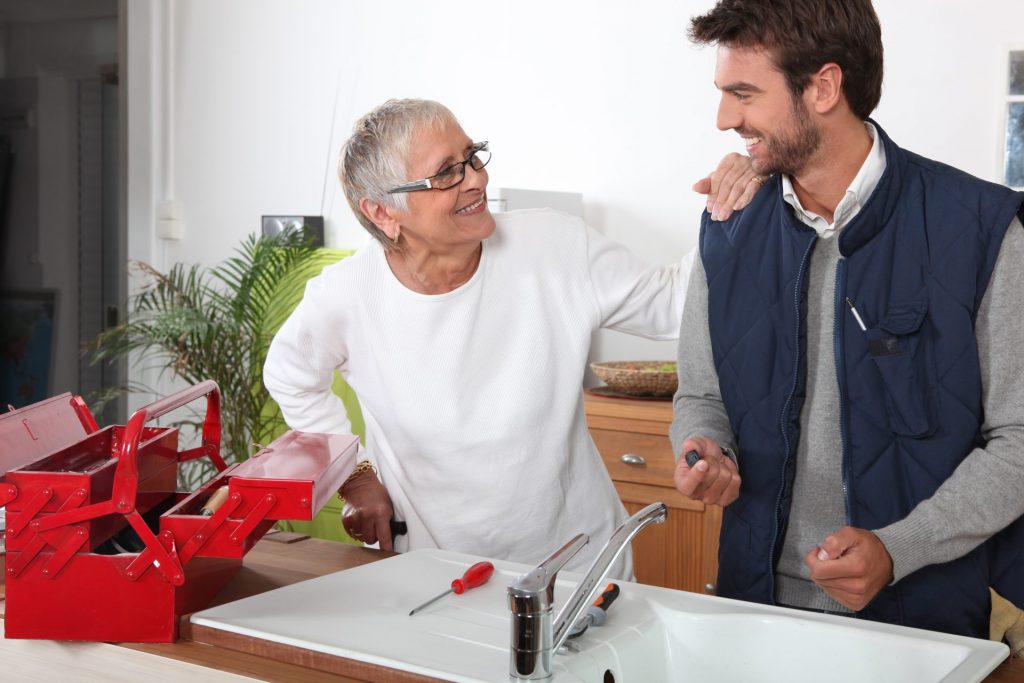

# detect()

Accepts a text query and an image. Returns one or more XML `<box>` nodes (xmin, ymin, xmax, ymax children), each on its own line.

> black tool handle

<box><xmin>567</xmin><ymin>583</ymin><xmax>621</xmax><ymax>639</ymax></box>
<box><xmin>592</xmin><ymin>582</ymin><xmax>620</xmax><ymax>612</ymax></box>
<box><xmin>684</xmin><ymin>450</ymin><xmax>701</xmax><ymax>468</ymax></box>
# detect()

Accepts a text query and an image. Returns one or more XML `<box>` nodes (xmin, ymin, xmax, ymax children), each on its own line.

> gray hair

<box><xmin>338</xmin><ymin>99</ymin><xmax>458</xmax><ymax>250</ymax></box>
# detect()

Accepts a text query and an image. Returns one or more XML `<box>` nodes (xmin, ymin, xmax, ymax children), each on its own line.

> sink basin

<box><xmin>190</xmin><ymin>548</ymin><xmax>1008</xmax><ymax>682</ymax></box>
<box><xmin>567</xmin><ymin>596</ymin><xmax>1000</xmax><ymax>683</ymax></box>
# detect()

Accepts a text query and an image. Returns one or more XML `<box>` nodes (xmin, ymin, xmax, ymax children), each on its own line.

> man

<box><xmin>670</xmin><ymin>0</ymin><xmax>1024</xmax><ymax>638</ymax></box>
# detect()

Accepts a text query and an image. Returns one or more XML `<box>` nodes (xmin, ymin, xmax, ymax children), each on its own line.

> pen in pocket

<box><xmin>845</xmin><ymin>297</ymin><xmax>868</xmax><ymax>332</ymax></box>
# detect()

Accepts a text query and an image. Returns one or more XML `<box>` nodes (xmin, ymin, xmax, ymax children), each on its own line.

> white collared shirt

<box><xmin>781</xmin><ymin>122</ymin><xmax>886</xmax><ymax>237</ymax></box>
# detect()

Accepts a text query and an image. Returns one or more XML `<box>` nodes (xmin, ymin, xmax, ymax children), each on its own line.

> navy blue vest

<box><xmin>701</xmin><ymin>121</ymin><xmax>1024</xmax><ymax>637</ymax></box>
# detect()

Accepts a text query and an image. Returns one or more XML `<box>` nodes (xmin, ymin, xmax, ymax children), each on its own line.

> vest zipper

<box><xmin>834</xmin><ymin>258</ymin><xmax>863</xmax><ymax>621</ymax></box>
<box><xmin>770</xmin><ymin>234</ymin><xmax>817</xmax><ymax>603</ymax></box>
<box><xmin>834</xmin><ymin>259</ymin><xmax>852</xmax><ymax>525</ymax></box>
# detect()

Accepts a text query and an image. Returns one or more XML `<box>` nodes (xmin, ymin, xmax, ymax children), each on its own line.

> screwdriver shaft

<box><xmin>408</xmin><ymin>587</ymin><xmax>453</xmax><ymax>616</ymax></box>
<box><xmin>408</xmin><ymin>561</ymin><xmax>494</xmax><ymax>616</ymax></box>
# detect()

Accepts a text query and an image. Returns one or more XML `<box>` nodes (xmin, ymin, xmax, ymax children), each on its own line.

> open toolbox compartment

<box><xmin>0</xmin><ymin>380</ymin><xmax>359</xmax><ymax>642</ymax></box>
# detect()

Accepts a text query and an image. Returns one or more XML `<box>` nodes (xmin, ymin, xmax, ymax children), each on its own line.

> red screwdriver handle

<box><xmin>451</xmin><ymin>561</ymin><xmax>494</xmax><ymax>594</ymax></box>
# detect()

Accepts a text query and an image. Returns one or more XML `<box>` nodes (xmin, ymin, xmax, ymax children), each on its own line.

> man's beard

<box><xmin>750</xmin><ymin>97</ymin><xmax>822</xmax><ymax>177</ymax></box>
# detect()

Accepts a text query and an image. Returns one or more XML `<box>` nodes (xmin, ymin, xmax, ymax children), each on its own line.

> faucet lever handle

<box><xmin>509</xmin><ymin>534</ymin><xmax>587</xmax><ymax>597</ymax></box>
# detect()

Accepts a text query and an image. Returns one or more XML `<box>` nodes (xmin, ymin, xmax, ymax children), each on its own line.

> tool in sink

<box><xmin>408</xmin><ymin>560</ymin><xmax>495</xmax><ymax>616</ymax></box>
<box><xmin>567</xmin><ymin>583</ymin><xmax>620</xmax><ymax>639</ymax></box>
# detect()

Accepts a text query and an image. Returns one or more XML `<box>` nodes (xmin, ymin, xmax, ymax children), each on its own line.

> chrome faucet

<box><xmin>507</xmin><ymin>502</ymin><xmax>668</xmax><ymax>680</ymax></box>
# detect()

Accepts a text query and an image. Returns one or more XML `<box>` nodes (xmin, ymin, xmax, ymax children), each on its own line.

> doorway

<box><xmin>0</xmin><ymin>0</ymin><xmax>123</xmax><ymax>422</ymax></box>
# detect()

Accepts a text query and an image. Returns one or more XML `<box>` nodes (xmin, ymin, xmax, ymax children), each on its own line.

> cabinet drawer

<box><xmin>590</xmin><ymin>428</ymin><xmax>676</xmax><ymax>487</ymax></box>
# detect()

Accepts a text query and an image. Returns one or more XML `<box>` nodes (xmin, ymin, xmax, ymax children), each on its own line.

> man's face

<box><xmin>713</xmin><ymin>45</ymin><xmax>822</xmax><ymax>177</ymax></box>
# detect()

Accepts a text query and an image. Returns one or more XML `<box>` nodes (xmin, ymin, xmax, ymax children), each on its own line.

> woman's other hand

<box><xmin>693</xmin><ymin>152</ymin><xmax>767</xmax><ymax>221</ymax></box>
<box><xmin>341</xmin><ymin>470</ymin><xmax>395</xmax><ymax>550</ymax></box>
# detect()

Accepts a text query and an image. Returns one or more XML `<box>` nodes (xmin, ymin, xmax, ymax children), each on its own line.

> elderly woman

<box><xmin>264</xmin><ymin>99</ymin><xmax>757</xmax><ymax>577</ymax></box>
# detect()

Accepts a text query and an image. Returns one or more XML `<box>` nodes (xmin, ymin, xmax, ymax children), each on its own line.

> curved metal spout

<box><xmin>507</xmin><ymin>502</ymin><xmax>668</xmax><ymax>680</ymax></box>
<box><xmin>551</xmin><ymin>502</ymin><xmax>667</xmax><ymax>653</ymax></box>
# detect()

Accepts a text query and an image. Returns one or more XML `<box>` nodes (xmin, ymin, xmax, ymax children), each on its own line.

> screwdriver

<box><xmin>567</xmin><ymin>583</ymin><xmax>621</xmax><ymax>639</ymax></box>
<box><xmin>408</xmin><ymin>561</ymin><xmax>495</xmax><ymax>616</ymax></box>
<box><xmin>684</xmin><ymin>450</ymin><xmax>702</xmax><ymax>468</ymax></box>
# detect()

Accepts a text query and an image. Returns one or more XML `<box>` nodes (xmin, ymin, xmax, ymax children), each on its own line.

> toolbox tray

<box><xmin>0</xmin><ymin>380</ymin><xmax>359</xmax><ymax>642</ymax></box>
<box><xmin>4</xmin><ymin>424</ymin><xmax>178</xmax><ymax>553</ymax></box>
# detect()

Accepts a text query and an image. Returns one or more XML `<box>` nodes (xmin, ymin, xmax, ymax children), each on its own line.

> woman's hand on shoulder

<box><xmin>693</xmin><ymin>152</ymin><xmax>767</xmax><ymax>222</ymax></box>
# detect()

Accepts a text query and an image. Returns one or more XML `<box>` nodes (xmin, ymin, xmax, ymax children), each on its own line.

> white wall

<box><xmin>126</xmin><ymin>0</ymin><xmax>1024</xmax><ymax>374</ymax></box>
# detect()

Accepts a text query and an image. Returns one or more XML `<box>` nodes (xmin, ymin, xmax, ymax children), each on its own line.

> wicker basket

<box><xmin>590</xmin><ymin>361</ymin><xmax>678</xmax><ymax>397</ymax></box>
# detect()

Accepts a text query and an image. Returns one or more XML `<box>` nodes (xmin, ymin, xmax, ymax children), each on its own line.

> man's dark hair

<box><xmin>689</xmin><ymin>0</ymin><xmax>883</xmax><ymax>120</ymax></box>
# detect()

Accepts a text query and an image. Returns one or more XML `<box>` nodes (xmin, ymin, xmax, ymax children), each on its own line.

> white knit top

<box><xmin>264</xmin><ymin>209</ymin><xmax>689</xmax><ymax>575</ymax></box>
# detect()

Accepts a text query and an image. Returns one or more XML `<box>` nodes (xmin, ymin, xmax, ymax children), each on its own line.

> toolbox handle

<box><xmin>70</xmin><ymin>394</ymin><xmax>101</xmax><ymax>433</ymax></box>
<box><xmin>113</xmin><ymin>380</ymin><xmax>222</xmax><ymax>514</ymax></box>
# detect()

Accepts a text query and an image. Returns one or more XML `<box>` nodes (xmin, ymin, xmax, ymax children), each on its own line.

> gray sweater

<box><xmin>670</xmin><ymin>216</ymin><xmax>1024</xmax><ymax>611</ymax></box>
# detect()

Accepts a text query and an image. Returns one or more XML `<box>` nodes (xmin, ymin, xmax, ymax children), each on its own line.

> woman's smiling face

<box><xmin>393</xmin><ymin>121</ymin><xmax>496</xmax><ymax>254</ymax></box>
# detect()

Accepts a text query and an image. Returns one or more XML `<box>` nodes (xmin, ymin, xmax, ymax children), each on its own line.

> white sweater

<box><xmin>264</xmin><ymin>209</ymin><xmax>690</xmax><ymax>575</ymax></box>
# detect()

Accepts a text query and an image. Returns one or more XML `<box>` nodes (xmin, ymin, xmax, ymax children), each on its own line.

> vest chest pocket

<box><xmin>864</xmin><ymin>301</ymin><xmax>938</xmax><ymax>438</ymax></box>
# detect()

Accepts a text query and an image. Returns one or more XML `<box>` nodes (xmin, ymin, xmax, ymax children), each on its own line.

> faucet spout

<box><xmin>551</xmin><ymin>502</ymin><xmax>667</xmax><ymax>653</ymax></box>
<box><xmin>507</xmin><ymin>502</ymin><xmax>668</xmax><ymax>680</ymax></box>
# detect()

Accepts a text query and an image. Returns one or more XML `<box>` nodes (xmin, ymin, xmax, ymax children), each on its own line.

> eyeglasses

<box><xmin>387</xmin><ymin>141</ymin><xmax>491</xmax><ymax>194</ymax></box>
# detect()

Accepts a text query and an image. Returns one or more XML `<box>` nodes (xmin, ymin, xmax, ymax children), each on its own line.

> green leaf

<box><xmin>84</xmin><ymin>228</ymin><xmax>345</xmax><ymax>466</ymax></box>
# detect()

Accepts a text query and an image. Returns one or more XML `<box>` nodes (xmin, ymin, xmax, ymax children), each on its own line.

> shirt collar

<box><xmin>781</xmin><ymin>121</ymin><xmax>886</xmax><ymax>237</ymax></box>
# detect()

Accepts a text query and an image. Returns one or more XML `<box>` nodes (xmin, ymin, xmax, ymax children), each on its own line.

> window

<box><xmin>1004</xmin><ymin>50</ymin><xmax>1024</xmax><ymax>188</ymax></box>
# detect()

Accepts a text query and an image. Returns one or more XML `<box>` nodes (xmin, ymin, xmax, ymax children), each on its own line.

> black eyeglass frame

<box><xmin>387</xmin><ymin>141</ymin><xmax>490</xmax><ymax>194</ymax></box>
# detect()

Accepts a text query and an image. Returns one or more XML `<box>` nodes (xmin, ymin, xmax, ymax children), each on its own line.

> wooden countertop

<box><xmin>1</xmin><ymin>533</ymin><xmax>1021</xmax><ymax>681</ymax></box>
<box><xmin>0</xmin><ymin>534</ymin><xmax>395</xmax><ymax>682</ymax></box>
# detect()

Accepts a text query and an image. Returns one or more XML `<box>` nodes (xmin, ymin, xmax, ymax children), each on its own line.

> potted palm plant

<box><xmin>88</xmin><ymin>229</ymin><xmax>362</xmax><ymax>492</ymax></box>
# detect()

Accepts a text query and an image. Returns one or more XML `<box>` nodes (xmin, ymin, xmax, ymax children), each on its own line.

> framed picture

<box><xmin>0</xmin><ymin>289</ymin><xmax>58</xmax><ymax>409</ymax></box>
<box><xmin>1004</xmin><ymin>49</ymin><xmax>1024</xmax><ymax>189</ymax></box>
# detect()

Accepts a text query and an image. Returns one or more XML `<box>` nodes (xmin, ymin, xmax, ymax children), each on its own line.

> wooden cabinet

<box><xmin>584</xmin><ymin>392</ymin><xmax>722</xmax><ymax>595</ymax></box>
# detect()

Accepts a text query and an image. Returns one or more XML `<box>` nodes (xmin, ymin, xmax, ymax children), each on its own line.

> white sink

<box><xmin>190</xmin><ymin>548</ymin><xmax>1008</xmax><ymax>682</ymax></box>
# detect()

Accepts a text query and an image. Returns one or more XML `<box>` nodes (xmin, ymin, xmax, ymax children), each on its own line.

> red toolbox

<box><xmin>0</xmin><ymin>380</ymin><xmax>359</xmax><ymax>642</ymax></box>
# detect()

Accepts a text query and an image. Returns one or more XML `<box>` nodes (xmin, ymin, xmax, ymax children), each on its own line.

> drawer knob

<box><xmin>704</xmin><ymin>583</ymin><xmax>717</xmax><ymax>594</ymax></box>
<box><xmin>620</xmin><ymin>454</ymin><xmax>647</xmax><ymax>466</ymax></box>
